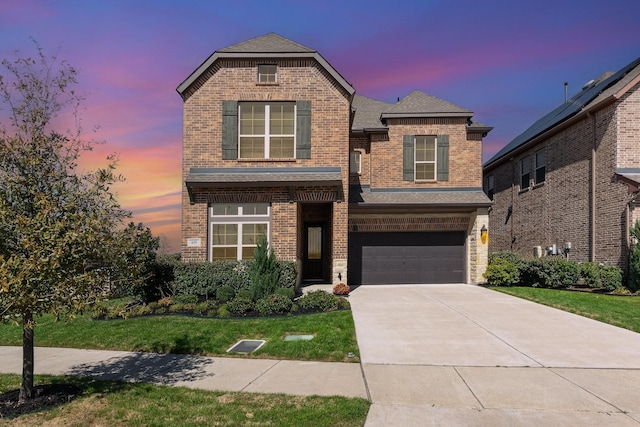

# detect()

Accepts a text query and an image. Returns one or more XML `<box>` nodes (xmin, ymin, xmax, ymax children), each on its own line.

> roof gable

<box><xmin>177</xmin><ymin>33</ymin><xmax>355</xmax><ymax>99</ymax></box>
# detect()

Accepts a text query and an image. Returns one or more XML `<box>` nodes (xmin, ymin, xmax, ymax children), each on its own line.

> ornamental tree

<box><xmin>0</xmin><ymin>42</ymin><xmax>131</xmax><ymax>401</ymax></box>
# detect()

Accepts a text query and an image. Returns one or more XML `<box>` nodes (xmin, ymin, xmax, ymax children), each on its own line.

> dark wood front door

<box><xmin>304</xmin><ymin>223</ymin><xmax>325</xmax><ymax>280</ymax></box>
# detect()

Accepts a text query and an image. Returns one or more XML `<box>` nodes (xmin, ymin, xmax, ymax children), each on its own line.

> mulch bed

<box><xmin>0</xmin><ymin>384</ymin><xmax>82</xmax><ymax>419</ymax></box>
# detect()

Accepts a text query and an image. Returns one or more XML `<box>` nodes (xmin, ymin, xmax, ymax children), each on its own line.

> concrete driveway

<box><xmin>350</xmin><ymin>284</ymin><xmax>640</xmax><ymax>426</ymax></box>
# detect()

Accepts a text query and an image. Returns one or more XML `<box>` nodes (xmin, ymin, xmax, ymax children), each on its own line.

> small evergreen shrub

<box><xmin>227</xmin><ymin>296</ymin><xmax>255</xmax><ymax>317</ymax></box>
<box><xmin>275</xmin><ymin>287</ymin><xmax>295</xmax><ymax>300</ymax></box>
<box><xmin>256</xmin><ymin>294</ymin><xmax>293</xmax><ymax>316</ymax></box>
<box><xmin>630</xmin><ymin>221</ymin><xmax>640</xmax><ymax>292</ymax></box>
<box><xmin>194</xmin><ymin>301</ymin><xmax>213</xmax><ymax>315</ymax></box>
<box><xmin>554</xmin><ymin>258</ymin><xmax>580</xmax><ymax>288</ymax></box>
<box><xmin>217</xmin><ymin>304</ymin><xmax>231</xmax><ymax>318</ymax></box>
<box><xmin>277</xmin><ymin>260</ymin><xmax>298</xmax><ymax>290</ymax></box>
<box><xmin>237</xmin><ymin>289</ymin><xmax>252</xmax><ymax>300</ymax></box>
<box><xmin>216</xmin><ymin>285</ymin><xmax>236</xmax><ymax>303</ymax></box>
<box><xmin>600</xmin><ymin>265</ymin><xmax>623</xmax><ymax>292</ymax></box>
<box><xmin>297</xmin><ymin>290</ymin><xmax>339</xmax><ymax>312</ymax></box>
<box><xmin>520</xmin><ymin>258</ymin><xmax>578</xmax><ymax>288</ymax></box>
<box><xmin>483</xmin><ymin>258</ymin><xmax>519</xmax><ymax>286</ymax></box>
<box><xmin>250</xmin><ymin>236</ymin><xmax>280</xmax><ymax>301</ymax></box>
<box><xmin>580</xmin><ymin>262</ymin><xmax>602</xmax><ymax>288</ymax></box>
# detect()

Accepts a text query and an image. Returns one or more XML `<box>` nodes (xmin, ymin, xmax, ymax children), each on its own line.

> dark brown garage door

<box><xmin>348</xmin><ymin>231</ymin><xmax>465</xmax><ymax>285</ymax></box>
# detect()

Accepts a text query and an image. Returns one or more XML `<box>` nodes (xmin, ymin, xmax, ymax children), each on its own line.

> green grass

<box><xmin>491</xmin><ymin>287</ymin><xmax>640</xmax><ymax>333</ymax></box>
<box><xmin>0</xmin><ymin>374</ymin><xmax>370</xmax><ymax>426</ymax></box>
<box><xmin>0</xmin><ymin>310</ymin><xmax>359</xmax><ymax>362</ymax></box>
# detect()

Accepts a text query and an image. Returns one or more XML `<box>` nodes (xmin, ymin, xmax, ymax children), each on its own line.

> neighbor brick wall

<box><xmin>487</xmin><ymin>91</ymin><xmax>638</xmax><ymax>271</ymax></box>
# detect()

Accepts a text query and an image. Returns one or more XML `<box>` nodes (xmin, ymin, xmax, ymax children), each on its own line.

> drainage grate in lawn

<box><xmin>227</xmin><ymin>339</ymin><xmax>266</xmax><ymax>354</ymax></box>
<box><xmin>283</xmin><ymin>335</ymin><xmax>315</xmax><ymax>341</ymax></box>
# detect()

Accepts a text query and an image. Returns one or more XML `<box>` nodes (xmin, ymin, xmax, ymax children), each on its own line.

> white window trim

<box><xmin>209</xmin><ymin>204</ymin><xmax>271</xmax><ymax>261</ymax></box>
<box><xmin>258</xmin><ymin>64</ymin><xmax>277</xmax><ymax>83</ymax></box>
<box><xmin>414</xmin><ymin>135</ymin><xmax>437</xmax><ymax>181</ymax></box>
<box><xmin>238</xmin><ymin>103</ymin><xmax>296</xmax><ymax>159</ymax></box>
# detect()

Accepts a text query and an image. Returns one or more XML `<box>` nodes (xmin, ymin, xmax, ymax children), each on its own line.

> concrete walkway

<box><xmin>350</xmin><ymin>284</ymin><xmax>640</xmax><ymax>426</ymax></box>
<box><xmin>2</xmin><ymin>284</ymin><xmax>640</xmax><ymax>426</ymax></box>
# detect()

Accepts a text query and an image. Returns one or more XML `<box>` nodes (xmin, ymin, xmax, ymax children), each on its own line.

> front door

<box><xmin>304</xmin><ymin>223</ymin><xmax>325</xmax><ymax>280</ymax></box>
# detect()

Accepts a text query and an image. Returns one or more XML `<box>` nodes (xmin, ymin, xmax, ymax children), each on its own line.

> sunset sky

<box><xmin>1</xmin><ymin>0</ymin><xmax>639</xmax><ymax>253</ymax></box>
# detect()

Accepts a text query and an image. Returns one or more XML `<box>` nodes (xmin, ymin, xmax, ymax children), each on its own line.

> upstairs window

<box><xmin>487</xmin><ymin>174</ymin><xmax>494</xmax><ymax>200</ymax></box>
<box><xmin>350</xmin><ymin>151</ymin><xmax>362</xmax><ymax>174</ymax></box>
<box><xmin>239</xmin><ymin>102</ymin><xmax>295</xmax><ymax>159</ymax></box>
<box><xmin>415</xmin><ymin>135</ymin><xmax>437</xmax><ymax>180</ymax></box>
<box><xmin>403</xmin><ymin>134</ymin><xmax>449</xmax><ymax>182</ymax></box>
<box><xmin>258</xmin><ymin>64</ymin><xmax>277</xmax><ymax>83</ymax></box>
<box><xmin>520</xmin><ymin>157</ymin><xmax>530</xmax><ymax>189</ymax></box>
<box><xmin>535</xmin><ymin>150</ymin><xmax>546</xmax><ymax>184</ymax></box>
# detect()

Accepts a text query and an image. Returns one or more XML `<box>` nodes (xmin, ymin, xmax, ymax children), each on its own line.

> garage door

<box><xmin>348</xmin><ymin>231</ymin><xmax>465</xmax><ymax>285</ymax></box>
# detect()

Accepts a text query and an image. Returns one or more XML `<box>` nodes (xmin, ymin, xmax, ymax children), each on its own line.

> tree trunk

<box><xmin>19</xmin><ymin>311</ymin><xmax>35</xmax><ymax>402</ymax></box>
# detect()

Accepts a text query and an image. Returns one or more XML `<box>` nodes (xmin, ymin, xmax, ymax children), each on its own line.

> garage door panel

<box><xmin>350</xmin><ymin>232</ymin><xmax>465</xmax><ymax>285</ymax></box>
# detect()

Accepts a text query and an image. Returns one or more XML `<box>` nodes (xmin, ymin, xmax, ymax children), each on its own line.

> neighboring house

<box><xmin>483</xmin><ymin>56</ymin><xmax>640</xmax><ymax>275</ymax></box>
<box><xmin>177</xmin><ymin>33</ymin><xmax>492</xmax><ymax>287</ymax></box>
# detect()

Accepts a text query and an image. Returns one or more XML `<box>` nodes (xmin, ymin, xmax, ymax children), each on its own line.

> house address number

<box><xmin>187</xmin><ymin>238</ymin><xmax>201</xmax><ymax>247</ymax></box>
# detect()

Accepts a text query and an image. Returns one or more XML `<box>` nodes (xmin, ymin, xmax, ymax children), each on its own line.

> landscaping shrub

<box><xmin>256</xmin><ymin>294</ymin><xmax>293</xmax><ymax>316</ymax></box>
<box><xmin>630</xmin><ymin>220</ymin><xmax>640</xmax><ymax>292</ymax></box>
<box><xmin>297</xmin><ymin>290</ymin><xmax>339</xmax><ymax>312</ymax></box>
<box><xmin>275</xmin><ymin>287</ymin><xmax>295</xmax><ymax>300</ymax></box>
<box><xmin>216</xmin><ymin>285</ymin><xmax>236</xmax><ymax>303</ymax></box>
<box><xmin>173</xmin><ymin>293</ymin><xmax>198</xmax><ymax>304</ymax></box>
<box><xmin>277</xmin><ymin>260</ymin><xmax>297</xmax><ymax>290</ymax></box>
<box><xmin>250</xmin><ymin>236</ymin><xmax>280</xmax><ymax>301</ymax></box>
<box><xmin>600</xmin><ymin>265</ymin><xmax>623</xmax><ymax>292</ymax></box>
<box><xmin>554</xmin><ymin>258</ymin><xmax>580</xmax><ymax>288</ymax></box>
<box><xmin>520</xmin><ymin>258</ymin><xmax>565</xmax><ymax>288</ymax></box>
<box><xmin>488</xmin><ymin>251</ymin><xmax>524</xmax><ymax>267</ymax></box>
<box><xmin>333</xmin><ymin>283</ymin><xmax>350</xmax><ymax>295</ymax></box>
<box><xmin>226</xmin><ymin>296</ymin><xmax>255</xmax><ymax>317</ymax></box>
<box><xmin>483</xmin><ymin>258</ymin><xmax>519</xmax><ymax>286</ymax></box>
<box><xmin>580</xmin><ymin>262</ymin><xmax>602</xmax><ymax>288</ymax></box>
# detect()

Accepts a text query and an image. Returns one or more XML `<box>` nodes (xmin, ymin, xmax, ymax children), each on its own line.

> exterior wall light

<box><xmin>480</xmin><ymin>225</ymin><xmax>488</xmax><ymax>244</ymax></box>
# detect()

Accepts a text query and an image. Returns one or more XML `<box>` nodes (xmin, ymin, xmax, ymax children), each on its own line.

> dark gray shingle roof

<box><xmin>351</xmin><ymin>95</ymin><xmax>394</xmax><ymax>131</ymax></box>
<box><xmin>186</xmin><ymin>167</ymin><xmax>342</xmax><ymax>186</ymax></box>
<box><xmin>349</xmin><ymin>185</ymin><xmax>492</xmax><ymax>207</ymax></box>
<box><xmin>383</xmin><ymin>90</ymin><xmax>473</xmax><ymax>118</ymax></box>
<box><xmin>218</xmin><ymin>33</ymin><xmax>315</xmax><ymax>54</ymax></box>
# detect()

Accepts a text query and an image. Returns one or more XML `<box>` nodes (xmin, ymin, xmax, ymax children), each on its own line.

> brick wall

<box><xmin>181</xmin><ymin>58</ymin><xmax>351</xmax><ymax>273</ymax></box>
<box><xmin>487</xmin><ymin>86</ymin><xmax>640</xmax><ymax>271</ymax></box>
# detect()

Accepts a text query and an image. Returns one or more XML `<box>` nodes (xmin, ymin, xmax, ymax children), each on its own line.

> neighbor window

<box><xmin>239</xmin><ymin>102</ymin><xmax>295</xmax><ymax>159</ymax></box>
<box><xmin>350</xmin><ymin>151</ymin><xmax>362</xmax><ymax>174</ymax></box>
<box><xmin>535</xmin><ymin>150</ymin><xmax>546</xmax><ymax>184</ymax></box>
<box><xmin>520</xmin><ymin>157</ymin><xmax>530</xmax><ymax>189</ymax></box>
<box><xmin>415</xmin><ymin>135</ymin><xmax>437</xmax><ymax>180</ymax></box>
<box><xmin>258</xmin><ymin>64</ymin><xmax>277</xmax><ymax>83</ymax></box>
<box><xmin>487</xmin><ymin>174</ymin><xmax>494</xmax><ymax>200</ymax></box>
<box><xmin>209</xmin><ymin>203</ymin><xmax>270</xmax><ymax>261</ymax></box>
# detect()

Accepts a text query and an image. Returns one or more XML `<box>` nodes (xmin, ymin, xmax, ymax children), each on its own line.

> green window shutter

<box><xmin>222</xmin><ymin>100</ymin><xmax>238</xmax><ymax>160</ymax></box>
<box><xmin>403</xmin><ymin>135</ymin><xmax>415</xmax><ymax>181</ymax></box>
<box><xmin>296</xmin><ymin>100</ymin><xmax>311</xmax><ymax>159</ymax></box>
<box><xmin>437</xmin><ymin>135</ymin><xmax>449</xmax><ymax>181</ymax></box>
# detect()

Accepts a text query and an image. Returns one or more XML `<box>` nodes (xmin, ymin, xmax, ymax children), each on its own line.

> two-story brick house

<box><xmin>483</xmin><ymin>56</ymin><xmax>640</xmax><ymax>275</ymax></box>
<box><xmin>177</xmin><ymin>33</ymin><xmax>492</xmax><ymax>286</ymax></box>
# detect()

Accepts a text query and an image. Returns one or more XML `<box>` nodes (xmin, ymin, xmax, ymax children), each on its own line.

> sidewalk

<box><xmin>0</xmin><ymin>346</ymin><xmax>368</xmax><ymax>398</ymax></box>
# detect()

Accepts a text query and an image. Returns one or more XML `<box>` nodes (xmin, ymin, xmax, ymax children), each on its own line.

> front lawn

<box><xmin>0</xmin><ymin>374</ymin><xmax>370</xmax><ymax>426</ymax></box>
<box><xmin>0</xmin><ymin>310</ymin><xmax>359</xmax><ymax>362</ymax></box>
<box><xmin>492</xmin><ymin>287</ymin><xmax>640</xmax><ymax>333</ymax></box>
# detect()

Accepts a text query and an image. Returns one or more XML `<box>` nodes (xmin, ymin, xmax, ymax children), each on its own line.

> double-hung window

<box><xmin>210</xmin><ymin>203</ymin><xmax>270</xmax><ymax>261</ymax></box>
<box><xmin>239</xmin><ymin>102</ymin><xmax>295</xmax><ymax>159</ymax></box>
<box><xmin>258</xmin><ymin>64</ymin><xmax>277</xmax><ymax>83</ymax></box>
<box><xmin>415</xmin><ymin>135</ymin><xmax>437</xmax><ymax>180</ymax></box>
<box><xmin>535</xmin><ymin>150</ymin><xmax>546</xmax><ymax>184</ymax></box>
<box><xmin>520</xmin><ymin>157</ymin><xmax>531</xmax><ymax>189</ymax></box>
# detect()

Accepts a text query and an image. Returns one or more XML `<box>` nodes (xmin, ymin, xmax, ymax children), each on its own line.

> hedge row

<box><xmin>133</xmin><ymin>255</ymin><xmax>297</xmax><ymax>303</ymax></box>
<box><xmin>484</xmin><ymin>252</ymin><xmax>623</xmax><ymax>291</ymax></box>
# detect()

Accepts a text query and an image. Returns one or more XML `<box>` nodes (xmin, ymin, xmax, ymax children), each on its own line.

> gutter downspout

<box><xmin>589</xmin><ymin>112</ymin><xmax>596</xmax><ymax>262</ymax></box>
